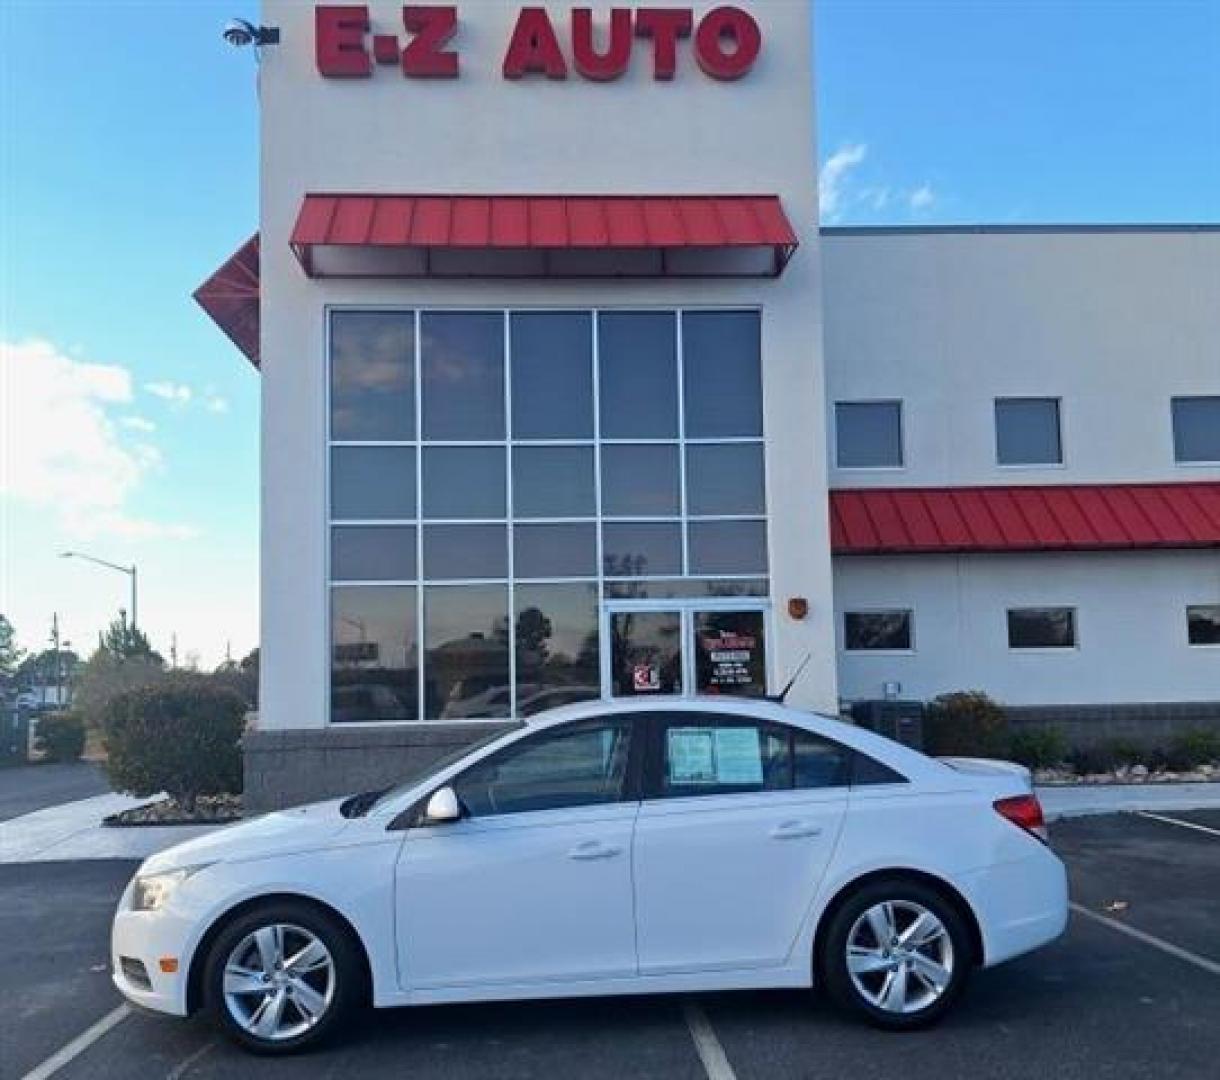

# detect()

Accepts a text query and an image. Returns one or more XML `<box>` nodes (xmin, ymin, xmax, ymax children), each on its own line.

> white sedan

<box><xmin>112</xmin><ymin>699</ymin><xmax>1067</xmax><ymax>1053</ymax></box>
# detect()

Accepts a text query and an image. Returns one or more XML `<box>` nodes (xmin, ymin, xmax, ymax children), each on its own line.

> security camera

<box><xmin>223</xmin><ymin>19</ymin><xmax>279</xmax><ymax>49</ymax></box>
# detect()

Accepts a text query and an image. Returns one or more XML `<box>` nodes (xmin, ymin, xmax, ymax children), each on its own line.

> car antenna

<box><xmin>769</xmin><ymin>653</ymin><xmax>812</xmax><ymax>705</ymax></box>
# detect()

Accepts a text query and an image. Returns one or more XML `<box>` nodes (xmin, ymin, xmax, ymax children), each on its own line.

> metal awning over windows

<box><xmin>289</xmin><ymin>194</ymin><xmax>799</xmax><ymax>279</ymax></box>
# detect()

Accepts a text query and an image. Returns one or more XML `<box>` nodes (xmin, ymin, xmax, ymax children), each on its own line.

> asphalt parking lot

<box><xmin>4</xmin><ymin>810</ymin><xmax>1218</xmax><ymax>1080</ymax></box>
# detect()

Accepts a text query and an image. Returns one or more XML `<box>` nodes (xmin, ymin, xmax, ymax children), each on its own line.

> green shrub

<box><xmin>1108</xmin><ymin>738</ymin><xmax>1147</xmax><ymax>768</ymax></box>
<box><xmin>102</xmin><ymin>676</ymin><xmax>245</xmax><ymax>812</ymax></box>
<box><xmin>1008</xmin><ymin>727</ymin><xmax>1067</xmax><ymax>770</ymax></box>
<box><xmin>924</xmin><ymin>691</ymin><xmax>1010</xmax><ymax>758</ymax></box>
<box><xmin>1162</xmin><ymin>729</ymin><xmax>1220</xmax><ymax>772</ymax></box>
<box><xmin>34</xmin><ymin>712</ymin><xmax>86</xmax><ymax>762</ymax></box>
<box><xmin>1067</xmin><ymin>742</ymin><xmax>1119</xmax><ymax>776</ymax></box>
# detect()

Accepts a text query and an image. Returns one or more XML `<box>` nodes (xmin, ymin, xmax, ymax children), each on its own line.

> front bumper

<box><xmin>110</xmin><ymin>881</ymin><xmax>195</xmax><ymax>1017</ymax></box>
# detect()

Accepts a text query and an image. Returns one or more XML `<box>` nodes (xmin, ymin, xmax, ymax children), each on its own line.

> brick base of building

<box><xmin>1006</xmin><ymin>701</ymin><xmax>1220</xmax><ymax>749</ymax></box>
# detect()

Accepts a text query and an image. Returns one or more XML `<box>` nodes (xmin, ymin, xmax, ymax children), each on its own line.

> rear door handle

<box><xmin>770</xmin><ymin>821</ymin><xmax>823</xmax><ymax>840</ymax></box>
<box><xmin>569</xmin><ymin>840</ymin><xmax>623</xmax><ymax>861</ymax></box>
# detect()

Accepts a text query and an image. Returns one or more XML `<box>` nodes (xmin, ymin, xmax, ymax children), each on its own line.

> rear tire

<box><xmin>820</xmin><ymin>878</ymin><xmax>972</xmax><ymax>1030</ymax></box>
<box><xmin>203</xmin><ymin>900</ymin><xmax>365</xmax><ymax>1055</ymax></box>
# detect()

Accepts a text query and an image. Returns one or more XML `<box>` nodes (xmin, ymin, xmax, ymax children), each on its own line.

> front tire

<box><xmin>203</xmin><ymin>900</ymin><xmax>364</xmax><ymax>1054</ymax></box>
<box><xmin>820</xmin><ymin>878</ymin><xmax>972</xmax><ymax>1030</ymax></box>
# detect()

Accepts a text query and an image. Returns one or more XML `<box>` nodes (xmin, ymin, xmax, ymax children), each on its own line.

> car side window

<box><xmin>850</xmin><ymin>750</ymin><xmax>908</xmax><ymax>786</ymax></box>
<box><xmin>453</xmin><ymin>719</ymin><xmax>633</xmax><ymax>818</ymax></box>
<box><xmin>656</xmin><ymin>715</ymin><xmax>850</xmax><ymax>797</ymax></box>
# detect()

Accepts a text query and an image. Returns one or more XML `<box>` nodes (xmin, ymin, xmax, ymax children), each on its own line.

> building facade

<box><xmin>195</xmin><ymin>3</ymin><xmax>1219</xmax><ymax>812</ymax></box>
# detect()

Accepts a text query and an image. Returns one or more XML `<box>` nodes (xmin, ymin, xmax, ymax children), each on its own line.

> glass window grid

<box><xmin>328</xmin><ymin>308</ymin><xmax>768</xmax><ymax>724</ymax></box>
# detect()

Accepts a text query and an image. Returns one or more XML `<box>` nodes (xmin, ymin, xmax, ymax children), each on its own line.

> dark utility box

<box><xmin>850</xmin><ymin>700</ymin><xmax>925</xmax><ymax>751</ymax></box>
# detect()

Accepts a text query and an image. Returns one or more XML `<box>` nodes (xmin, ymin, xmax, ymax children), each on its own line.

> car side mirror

<box><xmin>422</xmin><ymin>786</ymin><xmax>462</xmax><ymax>825</ymax></box>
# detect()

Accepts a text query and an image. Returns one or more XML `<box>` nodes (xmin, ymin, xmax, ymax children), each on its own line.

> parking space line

<box><xmin>20</xmin><ymin>1004</ymin><xmax>131</xmax><ymax>1080</ymax></box>
<box><xmin>165</xmin><ymin>1038</ymin><xmax>220</xmax><ymax>1080</ymax></box>
<box><xmin>1070</xmin><ymin>902</ymin><xmax>1220</xmax><ymax>977</ymax></box>
<box><xmin>1136</xmin><ymin>811</ymin><xmax>1220</xmax><ymax>838</ymax></box>
<box><xmin>683</xmin><ymin>999</ymin><xmax>737</xmax><ymax>1080</ymax></box>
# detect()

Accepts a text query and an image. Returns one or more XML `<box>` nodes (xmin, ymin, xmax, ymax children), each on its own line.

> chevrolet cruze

<box><xmin>112</xmin><ymin>699</ymin><xmax>1067</xmax><ymax>1053</ymax></box>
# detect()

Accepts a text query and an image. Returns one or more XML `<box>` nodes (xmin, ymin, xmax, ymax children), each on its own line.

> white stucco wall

<box><xmin>822</xmin><ymin>228</ymin><xmax>1220</xmax><ymax>489</ymax></box>
<box><xmin>257</xmin><ymin>2</ymin><xmax>834</xmax><ymax>729</ymax></box>
<box><xmin>834</xmin><ymin>550</ymin><xmax>1220</xmax><ymax>705</ymax></box>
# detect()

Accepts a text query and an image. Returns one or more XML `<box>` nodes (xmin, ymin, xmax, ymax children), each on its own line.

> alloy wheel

<box><xmin>222</xmin><ymin>922</ymin><xmax>336</xmax><ymax>1042</ymax></box>
<box><xmin>845</xmin><ymin>900</ymin><xmax>955</xmax><ymax>1015</ymax></box>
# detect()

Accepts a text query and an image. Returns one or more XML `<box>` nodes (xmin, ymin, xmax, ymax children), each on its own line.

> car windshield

<box><xmin>368</xmin><ymin>728</ymin><xmax>513</xmax><ymax>813</ymax></box>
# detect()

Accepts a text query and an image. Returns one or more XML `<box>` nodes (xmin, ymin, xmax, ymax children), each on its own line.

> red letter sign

<box><xmin>316</xmin><ymin>5</ymin><xmax>372</xmax><ymax>77</ymax></box>
<box><xmin>572</xmin><ymin>8</ymin><xmax>632</xmax><ymax>81</ymax></box>
<box><xmin>694</xmin><ymin>6</ymin><xmax>761</xmax><ymax>81</ymax></box>
<box><xmin>503</xmin><ymin>7</ymin><xmax>568</xmax><ymax>79</ymax></box>
<box><xmin>403</xmin><ymin>6</ymin><xmax>459</xmax><ymax>77</ymax></box>
<box><xmin>634</xmin><ymin>7</ymin><xmax>692</xmax><ymax>81</ymax></box>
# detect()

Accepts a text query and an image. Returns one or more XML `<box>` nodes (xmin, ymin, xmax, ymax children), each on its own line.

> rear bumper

<box><xmin>962</xmin><ymin>845</ymin><xmax>1069</xmax><ymax>967</ymax></box>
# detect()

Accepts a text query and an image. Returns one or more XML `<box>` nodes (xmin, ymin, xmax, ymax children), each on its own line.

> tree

<box><xmin>16</xmin><ymin>648</ymin><xmax>82</xmax><ymax>687</ymax></box>
<box><xmin>213</xmin><ymin>648</ymin><xmax>259</xmax><ymax>707</ymax></box>
<box><xmin>0</xmin><ymin>614</ymin><xmax>22</xmax><ymax>679</ymax></box>
<box><xmin>99</xmin><ymin>613</ymin><xmax>161</xmax><ymax>664</ymax></box>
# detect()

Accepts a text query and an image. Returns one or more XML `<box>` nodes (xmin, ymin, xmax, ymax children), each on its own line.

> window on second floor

<box><xmin>1172</xmin><ymin>397</ymin><xmax>1220</xmax><ymax>464</ymax></box>
<box><xmin>1007</xmin><ymin>607</ymin><xmax>1077</xmax><ymax>650</ymax></box>
<box><xmin>1187</xmin><ymin>606</ymin><xmax>1220</xmax><ymax>646</ymax></box>
<box><xmin>995</xmin><ymin>398</ymin><xmax>1062</xmax><ymax>466</ymax></box>
<box><xmin>835</xmin><ymin>401</ymin><xmax>903</xmax><ymax>469</ymax></box>
<box><xmin>844</xmin><ymin>610</ymin><xmax>914</xmax><ymax>651</ymax></box>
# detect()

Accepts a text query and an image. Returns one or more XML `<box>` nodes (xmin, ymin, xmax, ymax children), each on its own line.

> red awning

<box><xmin>290</xmin><ymin>194</ymin><xmax>798</xmax><ymax>278</ymax></box>
<box><xmin>830</xmin><ymin>483</ymin><xmax>1220</xmax><ymax>555</ymax></box>
<box><xmin>193</xmin><ymin>235</ymin><xmax>260</xmax><ymax>368</ymax></box>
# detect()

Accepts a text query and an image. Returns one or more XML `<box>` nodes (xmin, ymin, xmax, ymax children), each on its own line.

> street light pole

<box><xmin>60</xmin><ymin>552</ymin><xmax>139</xmax><ymax>632</ymax></box>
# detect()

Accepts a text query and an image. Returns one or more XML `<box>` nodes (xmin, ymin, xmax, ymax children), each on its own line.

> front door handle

<box><xmin>770</xmin><ymin>820</ymin><xmax>823</xmax><ymax>840</ymax></box>
<box><xmin>569</xmin><ymin>840</ymin><xmax>623</xmax><ymax>861</ymax></box>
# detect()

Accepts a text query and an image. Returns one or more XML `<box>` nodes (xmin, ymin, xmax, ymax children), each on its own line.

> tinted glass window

<box><xmin>330</xmin><ymin>312</ymin><xmax>415</xmax><ymax>441</ymax></box>
<box><xmin>422</xmin><ymin>447</ymin><xmax>506</xmax><ymax>519</ymax></box>
<box><xmin>851</xmin><ymin>751</ymin><xmax>908</xmax><ymax>786</ymax></box>
<box><xmin>331</xmin><ymin>586</ymin><xmax>419</xmax><ymax>723</ymax></box>
<box><xmin>512</xmin><ymin>446</ymin><xmax>596</xmax><ymax>518</ymax></box>
<box><xmin>794</xmin><ymin>732</ymin><xmax>852</xmax><ymax>789</ymax></box>
<box><xmin>995</xmin><ymin>398</ymin><xmax>1062</xmax><ymax>466</ymax></box>
<box><xmin>513</xmin><ymin>584</ymin><xmax>600</xmax><ymax>716</ymax></box>
<box><xmin>610</xmin><ymin>610</ymin><xmax>683</xmax><ymax>697</ymax></box>
<box><xmin>1172</xmin><ymin>397</ymin><xmax>1220</xmax><ymax>463</ymax></box>
<box><xmin>602</xmin><ymin>522</ymin><xmax>682</xmax><ymax>577</ymax></box>
<box><xmin>510</xmin><ymin>312</ymin><xmax>594</xmax><ymax>439</ymax></box>
<box><xmin>424</xmin><ymin>585</ymin><xmax>510</xmax><ymax>719</ymax></box>
<box><xmin>836</xmin><ymin>402</ymin><xmax>903</xmax><ymax>468</ymax></box>
<box><xmin>689</xmin><ymin>520</ymin><xmax>768</xmax><ymax>576</ymax></box>
<box><xmin>331</xmin><ymin>447</ymin><xmax>416</xmax><ymax>520</ymax></box>
<box><xmin>598</xmin><ymin>312</ymin><xmax>678</xmax><ymax>439</ymax></box>
<box><xmin>601</xmin><ymin>445</ymin><xmax>680</xmax><ymax>517</ymax></box>
<box><xmin>682</xmin><ymin>311</ymin><xmax>762</xmax><ymax>438</ymax></box>
<box><xmin>331</xmin><ymin>526</ymin><xmax>416</xmax><ymax>581</ymax></box>
<box><xmin>422</xmin><ymin>525</ymin><xmax>507</xmax><ymax>580</ymax></box>
<box><xmin>454</xmin><ymin>719</ymin><xmax>632</xmax><ymax>816</ymax></box>
<box><xmin>604</xmin><ymin>578</ymin><xmax>768</xmax><ymax>599</ymax></box>
<box><xmin>686</xmin><ymin>443</ymin><xmax>766</xmax><ymax>517</ymax></box>
<box><xmin>421</xmin><ymin>312</ymin><xmax>504</xmax><ymax>440</ymax></box>
<box><xmin>513</xmin><ymin>524</ymin><xmax>598</xmax><ymax>579</ymax></box>
<box><xmin>845</xmin><ymin>611</ymin><xmax>913</xmax><ymax>651</ymax></box>
<box><xmin>694</xmin><ymin>611</ymin><xmax>767</xmax><ymax>698</ymax></box>
<box><xmin>1007</xmin><ymin>607</ymin><xmax>1076</xmax><ymax>649</ymax></box>
<box><xmin>1187</xmin><ymin>605</ymin><xmax>1220</xmax><ymax>646</ymax></box>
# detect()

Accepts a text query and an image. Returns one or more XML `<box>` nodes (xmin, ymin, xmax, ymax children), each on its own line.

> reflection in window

<box><xmin>514</xmin><ymin>584</ymin><xmax>600</xmax><ymax>716</ymax></box>
<box><xmin>598</xmin><ymin>312</ymin><xmax>678</xmax><ymax>439</ymax></box>
<box><xmin>331</xmin><ymin>447</ymin><xmax>416</xmax><ymax>521</ymax></box>
<box><xmin>603</xmin><ymin>522</ymin><xmax>683</xmax><ymax>577</ymax></box>
<box><xmin>604</xmin><ymin>578</ymin><xmax>768</xmax><ymax>600</ymax></box>
<box><xmin>425</xmin><ymin>585</ymin><xmax>511</xmax><ymax>719</ymax></box>
<box><xmin>513</xmin><ymin>524</ymin><xmax>598</xmax><ymax>579</ymax></box>
<box><xmin>686</xmin><ymin>443</ymin><xmax>765</xmax><ymax>516</ymax></box>
<box><xmin>512</xmin><ymin>446</ymin><xmax>596</xmax><ymax>518</ymax></box>
<box><xmin>421</xmin><ymin>311</ymin><xmax>504</xmax><ymax>440</ymax></box>
<box><xmin>1187</xmin><ymin>605</ymin><xmax>1220</xmax><ymax>646</ymax></box>
<box><xmin>331</xmin><ymin>526</ymin><xmax>416</xmax><ymax>581</ymax></box>
<box><xmin>1007</xmin><ymin>607</ymin><xmax>1077</xmax><ymax>649</ymax></box>
<box><xmin>689</xmin><ymin>520</ymin><xmax>768</xmax><ymax>576</ymax></box>
<box><xmin>511</xmin><ymin>312</ymin><xmax>594</xmax><ymax>439</ymax></box>
<box><xmin>683</xmin><ymin>311</ymin><xmax>762</xmax><ymax>438</ymax></box>
<box><xmin>330</xmin><ymin>312</ymin><xmax>415</xmax><ymax>441</ymax></box>
<box><xmin>844</xmin><ymin>611</ymin><xmax>913</xmax><ymax>651</ymax></box>
<box><xmin>423</xmin><ymin>525</ymin><xmax>507</xmax><ymax>580</ymax></box>
<box><xmin>611</xmin><ymin>610</ymin><xmax>682</xmax><ymax>696</ymax></box>
<box><xmin>422</xmin><ymin>447</ymin><xmax>506</xmax><ymax>520</ymax></box>
<box><xmin>601</xmin><ymin>444</ymin><xmax>680</xmax><ymax>517</ymax></box>
<box><xmin>331</xmin><ymin>586</ymin><xmax>419</xmax><ymax>723</ymax></box>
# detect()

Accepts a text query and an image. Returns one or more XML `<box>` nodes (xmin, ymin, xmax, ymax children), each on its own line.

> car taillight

<box><xmin>994</xmin><ymin>794</ymin><xmax>1049</xmax><ymax>844</ymax></box>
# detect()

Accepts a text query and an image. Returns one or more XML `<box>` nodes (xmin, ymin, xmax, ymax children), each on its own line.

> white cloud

<box><xmin>203</xmin><ymin>392</ymin><xmax>229</xmax><ymax>414</ymax></box>
<box><xmin>819</xmin><ymin>143</ymin><xmax>868</xmax><ymax>223</ymax></box>
<box><xmin>910</xmin><ymin>185</ymin><xmax>936</xmax><ymax>211</ymax></box>
<box><xmin>1</xmin><ymin>339</ymin><xmax>195</xmax><ymax>540</ymax></box>
<box><xmin>120</xmin><ymin>415</ymin><xmax>157</xmax><ymax>433</ymax></box>
<box><xmin>144</xmin><ymin>380</ymin><xmax>193</xmax><ymax>406</ymax></box>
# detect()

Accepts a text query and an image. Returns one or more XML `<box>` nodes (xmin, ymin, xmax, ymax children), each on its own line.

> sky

<box><xmin>1</xmin><ymin>0</ymin><xmax>1217</xmax><ymax>668</ymax></box>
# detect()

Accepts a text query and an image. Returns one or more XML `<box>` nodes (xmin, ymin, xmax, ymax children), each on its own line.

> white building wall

<box><xmin>822</xmin><ymin>228</ymin><xmax>1220</xmax><ymax>489</ymax></box>
<box><xmin>834</xmin><ymin>550</ymin><xmax>1220</xmax><ymax>705</ymax></box>
<box><xmin>257</xmin><ymin>2</ymin><xmax>834</xmax><ymax>730</ymax></box>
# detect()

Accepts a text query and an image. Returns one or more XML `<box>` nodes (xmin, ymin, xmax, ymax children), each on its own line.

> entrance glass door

<box><xmin>603</xmin><ymin>602</ymin><xmax>768</xmax><ymax>700</ymax></box>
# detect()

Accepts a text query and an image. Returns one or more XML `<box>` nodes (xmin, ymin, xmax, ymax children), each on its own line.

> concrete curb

<box><xmin>1038</xmin><ymin>781</ymin><xmax>1220</xmax><ymax>821</ymax></box>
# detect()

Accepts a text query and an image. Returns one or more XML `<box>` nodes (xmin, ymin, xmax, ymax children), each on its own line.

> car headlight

<box><xmin>130</xmin><ymin>865</ymin><xmax>210</xmax><ymax>911</ymax></box>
